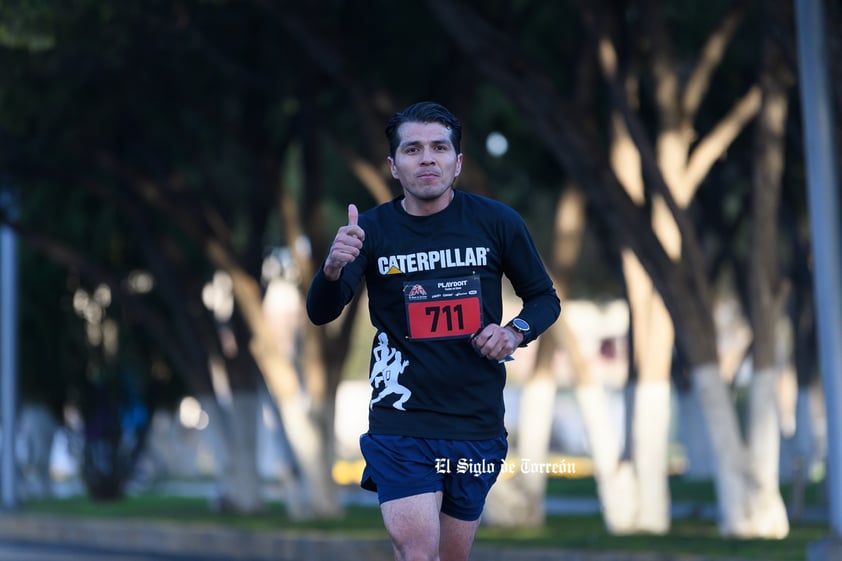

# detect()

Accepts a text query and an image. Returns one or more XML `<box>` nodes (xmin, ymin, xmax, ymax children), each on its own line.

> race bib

<box><xmin>403</xmin><ymin>275</ymin><xmax>483</xmax><ymax>340</ymax></box>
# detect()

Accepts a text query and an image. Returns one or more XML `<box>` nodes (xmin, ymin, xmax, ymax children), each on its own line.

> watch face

<box><xmin>511</xmin><ymin>318</ymin><xmax>530</xmax><ymax>332</ymax></box>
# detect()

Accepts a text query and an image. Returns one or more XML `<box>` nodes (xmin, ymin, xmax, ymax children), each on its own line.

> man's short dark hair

<box><xmin>385</xmin><ymin>101</ymin><xmax>462</xmax><ymax>158</ymax></box>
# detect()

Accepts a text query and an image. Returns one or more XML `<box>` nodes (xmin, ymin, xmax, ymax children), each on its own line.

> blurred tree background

<box><xmin>0</xmin><ymin>0</ymin><xmax>838</xmax><ymax>540</ymax></box>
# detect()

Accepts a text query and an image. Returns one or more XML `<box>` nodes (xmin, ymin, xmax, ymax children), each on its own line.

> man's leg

<box><xmin>381</xmin><ymin>491</ymin><xmax>443</xmax><ymax>561</ymax></box>
<box><xmin>439</xmin><ymin>512</ymin><xmax>481</xmax><ymax>561</ymax></box>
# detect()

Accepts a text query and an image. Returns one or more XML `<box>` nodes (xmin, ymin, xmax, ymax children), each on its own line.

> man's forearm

<box><xmin>306</xmin><ymin>268</ymin><xmax>352</xmax><ymax>325</ymax></box>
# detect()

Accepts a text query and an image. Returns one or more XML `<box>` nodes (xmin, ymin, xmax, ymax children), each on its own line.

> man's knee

<box><xmin>382</xmin><ymin>493</ymin><xmax>442</xmax><ymax>561</ymax></box>
<box><xmin>392</xmin><ymin>543</ymin><xmax>439</xmax><ymax>561</ymax></box>
<box><xmin>438</xmin><ymin>513</ymin><xmax>480</xmax><ymax>561</ymax></box>
<box><xmin>386</xmin><ymin>515</ymin><xmax>441</xmax><ymax>561</ymax></box>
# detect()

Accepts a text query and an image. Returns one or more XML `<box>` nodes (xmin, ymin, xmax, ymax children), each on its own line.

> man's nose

<box><xmin>420</xmin><ymin>147</ymin><xmax>436</xmax><ymax>163</ymax></box>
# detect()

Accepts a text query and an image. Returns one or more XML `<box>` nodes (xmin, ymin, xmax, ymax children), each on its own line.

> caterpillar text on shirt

<box><xmin>378</xmin><ymin>247</ymin><xmax>489</xmax><ymax>275</ymax></box>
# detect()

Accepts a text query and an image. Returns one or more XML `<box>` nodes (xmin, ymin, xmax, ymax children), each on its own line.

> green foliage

<box><xmin>0</xmin><ymin>0</ymin><xmax>56</xmax><ymax>51</ymax></box>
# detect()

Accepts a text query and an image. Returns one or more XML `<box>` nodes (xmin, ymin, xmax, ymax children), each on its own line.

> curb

<box><xmin>0</xmin><ymin>514</ymin><xmax>759</xmax><ymax>561</ymax></box>
<box><xmin>0</xmin><ymin>514</ymin><xmax>393</xmax><ymax>560</ymax></box>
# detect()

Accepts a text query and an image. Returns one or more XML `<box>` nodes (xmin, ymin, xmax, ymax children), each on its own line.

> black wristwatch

<box><xmin>506</xmin><ymin>318</ymin><xmax>531</xmax><ymax>345</ymax></box>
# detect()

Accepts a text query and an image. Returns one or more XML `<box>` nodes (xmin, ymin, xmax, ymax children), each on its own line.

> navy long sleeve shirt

<box><xmin>307</xmin><ymin>190</ymin><xmax>560</xmax><ymax>440</ymax></box>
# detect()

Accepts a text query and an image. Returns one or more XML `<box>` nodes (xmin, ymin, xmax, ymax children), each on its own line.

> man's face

<box><xmin>389</xmin><ymin>121</ymin><xmax>463</xmax><ymax>205</ymax></box>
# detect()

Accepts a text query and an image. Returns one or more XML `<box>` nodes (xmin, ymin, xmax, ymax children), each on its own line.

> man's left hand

<box><xmin>471</xmin><ymin>324</ymin><xmax>522</xmax><ymax>362</ymax></box>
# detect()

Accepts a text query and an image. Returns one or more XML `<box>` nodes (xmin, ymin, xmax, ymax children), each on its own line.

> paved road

<box><xmin>0</xmin><ymin>540</ymin><xmax>247</xmax><ymax>561</ymax></box>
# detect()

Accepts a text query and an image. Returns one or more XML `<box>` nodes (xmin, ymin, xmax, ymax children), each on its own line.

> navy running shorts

<box><xmin>359</xmin><ymin>432</ymin><xmax>508</xmax><ymax>521</ymax></box>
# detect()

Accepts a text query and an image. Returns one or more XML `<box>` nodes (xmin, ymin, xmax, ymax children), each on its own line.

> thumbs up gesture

<box><xmin>323</xmin><ymin>204</ymin><xmax>366</xmax><ymax>281</ymax></box>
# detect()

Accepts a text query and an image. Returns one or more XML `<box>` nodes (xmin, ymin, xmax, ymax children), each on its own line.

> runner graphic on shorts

<box><xmin>369</xmin><ymin>332</ymin><xmax>412</xmax><ymax>410</ymax></box>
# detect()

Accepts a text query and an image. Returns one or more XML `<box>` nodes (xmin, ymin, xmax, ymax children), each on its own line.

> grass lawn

<box><xmin>476</xmin><ymin>515</ymin><xmax>828</xmax><ymax>561</ymax></box>
<box><xmin>546</xmin><ymin>474</ymin><xmax>828</xmax><ymax>507</ymax></box>
<box><xmin>19</xmin><ymin>476</ymin><xmax>831</xmax><ymax>561</ymax></box>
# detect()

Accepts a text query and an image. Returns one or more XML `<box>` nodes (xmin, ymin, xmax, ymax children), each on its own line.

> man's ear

<box><xmin>455</xmin><ymin>153</ymin><xmax>463</xmax><ymax>176</ymax></box>
<box><xmin>388</xmin><ymin>156</ymin><xmax>399</xmax><ymax>179</ymax></box>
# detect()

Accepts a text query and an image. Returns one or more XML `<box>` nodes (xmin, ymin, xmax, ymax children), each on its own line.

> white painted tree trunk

<box><xmin>258</xmin><ymin>276</ymin><xmax>341</xmax><ymax>519</ymax></box>
<box><xmin>575</xmin><ymin>383</ymin><xmax>637</xmax><ymax>533</ymax></box>
<box><xmin>631</xmin><ymin>380</ymin><xmax>672</xmax><ymax>533</ymax></box>
<box><xmin>793</xmin><ymin>385</ymin><xmax>820</xmax><ymax>476</ymax></box>
<box><xmin>198</xmin><ymin>393</ymin><xmax>263</xmax><ymax>513</ymax></box>
<box><xmin>784</xmin><ymin>386</ymin><xmax>819</xmax><ymax>520</ymax></box>
<box><xmin>483</xmin><ymin>375</ymin><xmax>557</xmax><ymax>527</ymax></box>
<box><xmin>273</xmin><ymin>395</ymin><xmax>341</xmax><ymax>518</ymax></box>
<box><xmin>747</xmin><ymin>368</ymin><xmax>790</xmax><ymax>537</ymax></box>
<box><xmin>220</xmin><ymin>392</ymin><xmax>263</xmax><ymax>512</ymax></box>
<box><xmin>617</xmin><ymin>252</ymin><xmax>674</xmax><ymax>534</ymax></box>
<box><xmin>677</xmin><ymin>389</ymin><xmax>715</xmax><ymax>479</ymax></box>
<box><xmin>692</xmin><ymin>364</ymin><xmax>750</xmax><ymax>536</ymax></box>
<box><xmin>575</xmin><ymin>380</ymin><xmax>671</xmax><ymax>534</ymax></box>
<box><xmin>693</xmin><ymin>363</ymin><xmax>788</xmax><ymax>537</ymax></box>
<box><xmin>15</xmin><ymin>402</ymin><xmax>58</xmax><ymax>499</ymax></box>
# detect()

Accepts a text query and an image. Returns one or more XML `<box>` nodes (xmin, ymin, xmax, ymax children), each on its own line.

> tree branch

<box><xmin>325</xmin><ymin>135</ymin><xmax>393</xmax><ymax>205</ymax></box>
<box><xmin>642</xmin><ymin>0</ymin><xmax>681</xmax><ymax>133</ymax></box>
<box><xmin>427</xmin><ymin>0</ymin><xmax>719</xmax><ymax>364</ymax></box>
<box><xmin>682</xmin><ymin>85</ymin><xmax>762</xmax><ymax>201</ymax></box>
<box><xmin>681</xmin><ymin>5</ymin><xmax>747</xmax><ymax>122</ymax></box>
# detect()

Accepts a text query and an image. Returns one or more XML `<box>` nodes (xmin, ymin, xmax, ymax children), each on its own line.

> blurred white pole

<box><xmin>794</xmin><ymin>0</ymin><xmax>842</xmax><ymax>539</ymax></box>
<box><xmin>0</xmin><ymin>187</ymin><xmax>18</xmax><ymax>510</ymax></box>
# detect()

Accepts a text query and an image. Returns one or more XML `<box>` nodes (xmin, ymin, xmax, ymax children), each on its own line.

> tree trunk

<box><xmin>619</xmin><ymin>251</ymin><xmax>674</xmax><ymax>533</ymax></box>
<box><xmin>692</xmin><ymin>364</ymin><xmax>751</xmax><ymax>535</ymax></box>
<box><xmin>785</xmin><ymin>384</ymin><xmax>820</xmax><ymax>521</ymax></box>
<box><xmin>483</xmin><ymin>185</ymin><xmax>583</xmax><ymax>528</ymax></box>
<box><xmin>691</xmin><ymin>363</ymin><xmax>785</xmax><ymax>537</ymax></box>
<box><xmin>630</xmin><ymin>379</ymin><xmax>672</xmax><ymax>532</ymax></box>
<box><xmin>214</xmin><ymin>392</ymin><xmax>264</xmax><ymax>513</ymax></box>
<box><xmin>483</xmin><ymin>339</ymin><xmax>557</xmax><ymax>528</ymax></box>
<box><xmin>274</xmin><ymin>396</ymin><xmax>340</xmax><ymax>517</ymax></box>
<box><xmin>742</xmin><ymin>15</ymin><xmax>793</xmax><ymax>536</ymax></box>
<box><xmin>576</xmin><ymin>382</ymin><xmax>637</xmax><ymax>532</ymax></box>
<box><xmin>746</xmin><ymin>368</ymin><xmax>789</xmax><ymax>537</ymax></box>
<box><xmin>260</xmin><ymin>277</ymin><xmax>342</xmax><ymax>519</ymax></box>
<box><xmin>16</xmin><ymin>402</ymin><xmax>58</xmax><ymax>500</ymax></box>
<box><xmin>194</xmin><ymin>227</ymin><xmax>341</xmax><ymax>519</ymax></box>
<box><xmin>607</xmin><ymin>50</ymin><xmax>676</xmax><ymax>533</ymax></box>
<box><xmin>677</xmin><ymin>388</ymin><xmax>715</xmax><ymax>479</ymax></box>
<box><xmin>197</xmin><ymin>393</ymin><xmax>263</xmax><ymax>513</ymax></box>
